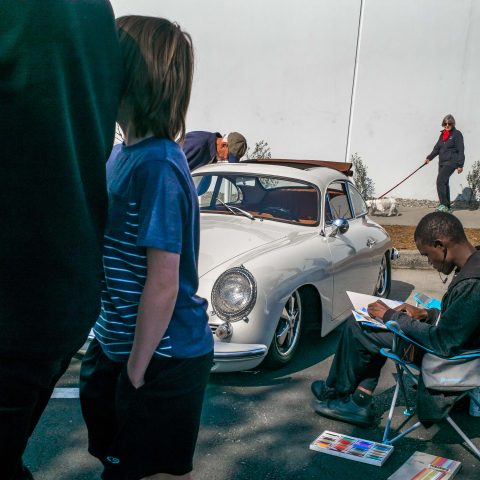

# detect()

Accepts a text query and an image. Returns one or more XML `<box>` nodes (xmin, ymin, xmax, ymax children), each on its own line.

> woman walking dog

<box><xmin>424</xmin><ymin>114</ymin><xmax>465</xmax><ymax>213</ymax></box>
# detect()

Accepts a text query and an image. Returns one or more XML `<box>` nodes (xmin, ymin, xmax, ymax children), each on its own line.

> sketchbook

<box><xmin>347</xmin><ymin>291</ymin><xmax>402</xmax><ymax>330</ymax></box>
<box><xmin>347</xmin><ymin>291</ymin><xmax>402</xmax><ymax>311</ymax></box>
<box><xmin>309</xmin><ymin>430</ymin><xmax>394</xmax><ymax>466</ymax></box>
<box><xmin>387</xmin><ymin>451</ymin><xmax>461</xmax><ymax>480</ymax></box>
<box><xmin>352</xmin><ymin>309</ymin><xmax>388</xmax><ymax>329</ymax></box>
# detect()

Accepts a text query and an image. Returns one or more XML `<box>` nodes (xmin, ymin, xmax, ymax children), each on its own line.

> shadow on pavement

<box><xmin>209</xmin><ymin>328</ymin><xmax>341</xmax><ymax>388</ymax></box>
<box><xmin>390</xmin><ymin>279</ymin><xmax>414</xmax><ymax>302</ymax></box>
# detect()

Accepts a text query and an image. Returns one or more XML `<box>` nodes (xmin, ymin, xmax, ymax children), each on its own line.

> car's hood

<box><xmin>198</xmin><ymin>214</ymin><xmax>298</xmax><ymax>276</ymax></box>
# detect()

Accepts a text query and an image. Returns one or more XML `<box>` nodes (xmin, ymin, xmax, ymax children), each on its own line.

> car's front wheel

<box><xmin>374</xmin><ymin>252</ymin><xmax>391</xmax><ymax>298</ymax></box>
<box><xmin>263</xmin><ymin>290</ymin><xmax>303</xmax><ymax>368</ymax></box>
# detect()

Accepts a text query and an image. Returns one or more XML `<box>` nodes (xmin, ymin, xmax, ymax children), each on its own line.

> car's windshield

<box><xmin>193</xmin><ymin>173</ymin><xmax>319</xmax><ymax>226</ymax></box>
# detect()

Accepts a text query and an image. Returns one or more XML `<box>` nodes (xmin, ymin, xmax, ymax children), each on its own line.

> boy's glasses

<box><xmin>442</xmin><ymin>122</ymin><xmax>452</xmax><ymax>127</ymax></box>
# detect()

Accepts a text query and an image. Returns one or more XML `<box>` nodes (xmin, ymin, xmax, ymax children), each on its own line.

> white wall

<box><xmin>110</xmin><ymin>0</ymin><xmax>480</xmax><ymax>200</ymax></box>
<box><xmin>351</xmin><ymin>0</ymin><xmax>480</xmax><ymax>199</ymax></box>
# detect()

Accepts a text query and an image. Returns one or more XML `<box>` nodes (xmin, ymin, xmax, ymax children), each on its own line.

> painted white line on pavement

<box><xmin>51</xmin><ymin>387</ymin><xmax>80</xmax><ymax>398</ymax></box>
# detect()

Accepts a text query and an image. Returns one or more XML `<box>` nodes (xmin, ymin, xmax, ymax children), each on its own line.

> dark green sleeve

<box><xmin>392</xmin><ymin>280</ymin><xmax>480</xmax><ymax>356</ymax></box>
<box><xmin>425</xmin><ymin>308</ymin><xmax>440</xmax><ymax>324</ymax></box>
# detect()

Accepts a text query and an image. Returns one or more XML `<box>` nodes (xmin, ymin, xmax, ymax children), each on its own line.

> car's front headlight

<box><xmin>211</xmin><ymin>266</ymin><xmax>257</xmax><ymax>322</ymax></box>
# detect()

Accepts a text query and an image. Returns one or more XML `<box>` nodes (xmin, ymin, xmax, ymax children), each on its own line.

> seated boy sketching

<box><xmin>79</xmin><ymin>16</ymin><xmax>213</xmax><ymax>480</ymax></box>
<box><xmin>311</xmin><ymin>212</ymin><xmax>480</xmax><ymax>426</ymax></box>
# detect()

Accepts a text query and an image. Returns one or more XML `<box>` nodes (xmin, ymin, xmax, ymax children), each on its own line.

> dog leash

<box><xmin>377</xmin><ymin>163</ymin><xmax>426</xmax><ymax>198</ymax></box>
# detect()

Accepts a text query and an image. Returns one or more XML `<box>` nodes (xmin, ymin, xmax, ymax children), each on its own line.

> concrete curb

<box><xmin>392</xmin><ymin>250</ymin><xmax>432</xmax><ymax>270</ymax></box>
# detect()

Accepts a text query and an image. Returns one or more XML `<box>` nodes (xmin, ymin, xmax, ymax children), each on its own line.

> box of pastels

<box><xmin>309</xmin><ymin>430</ymin><xmax>394</xmax><ymax>466</ymax></box>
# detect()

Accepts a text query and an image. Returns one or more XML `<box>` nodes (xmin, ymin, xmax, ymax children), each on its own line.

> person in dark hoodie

<box><xmin>311</xmin><ymin>212</ymin><xmax>480</xmax><ymax>427</ymax></box>
<box><xmin>183</xmin><ymin>130</ymin><xmax>247</xmax><ymax>170</ymax></box>
<box><xmin>0</xmin><ymin>2</ymin><xmax>122</xmax><ymax>479</ymax></box>
<box><xmin>424</xmin><ymin>114</ymin><xmax>465</xmax><ymax>213</ymax></box>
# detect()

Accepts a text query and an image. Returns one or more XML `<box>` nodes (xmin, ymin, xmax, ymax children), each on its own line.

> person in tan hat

<box><xmin>182</xmin><ymin>130</ymin><xmax>247</xmax><ymax>170</ymax></box>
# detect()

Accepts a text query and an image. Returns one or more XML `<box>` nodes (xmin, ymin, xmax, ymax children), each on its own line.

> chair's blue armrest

<box><xmin>385</xmin><ymin>320</ymin><xmax>403</xmax><ymax>335</ymax></box>
<box><xmin>449</xmin><ymin>349</ymin><xmax>480</xmax><ymax>360</ymax></box>
<box><xmin>380</xmin><ymin>347</ymin><xmax>420</xmax><ymax>371</ymax></box>
<box><xmin>385</xmin><ymin>320</ymin><xmax>435</xmax><ymax>354</ymax></box>
<box><xmin>380</xmin><ymin>347</ymin><xmax>403</xmax><ymax>362</ymax></box>
<box><xmin>385</xmin><ymin>321</ymin><xmax>480</xmax><ymax>360</ymax></box>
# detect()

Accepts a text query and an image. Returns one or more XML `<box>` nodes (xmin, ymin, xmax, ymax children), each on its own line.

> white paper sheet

<box><xmin>346</xmin><ymin>291</ymin><xmax>402</xmax><ymax>312</ymax></box>
<box><xmin>352</xmin><ymin>309</ymin><xmax>387</xmax><ymax>329</ymax></box>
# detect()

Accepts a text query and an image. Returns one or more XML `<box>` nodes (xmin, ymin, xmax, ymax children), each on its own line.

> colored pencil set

<box><xmin>309</xmin><ymin>430</ymin><xmax>394</xmax><ymax>466</ymax></box>
<box><xmin>388</xmin><ymin>452</ymin><xmax>461</xmax><ymax>480</ymax></box>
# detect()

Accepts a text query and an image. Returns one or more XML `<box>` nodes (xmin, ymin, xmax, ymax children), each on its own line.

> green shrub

<box><xmin>467</xmin><ymin>160</ymin><xmax>480</xmax><ymax>202</ymax></box>
<box><xmin>245</xmin><ymin>140</ymin><xmax>271</xmax><ymax>160</ymax></box>
<box><xmin>351</xmin><ymin>152</ymin><xmax>375</xmax><ymax>199</ymax></box>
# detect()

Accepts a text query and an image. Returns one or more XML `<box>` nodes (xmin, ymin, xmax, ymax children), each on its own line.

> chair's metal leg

<box><xmin>383</xmin><ymin>380</ymin><xmax>401</xmax><ymax>443</ymax></box>
<box><xmin>383</xmin><ymin>364</ymin><xmax>417</xmax><ymax>444</ymax></box>
<box><xmin>445</xmin><ymin>416</ymin><xmax>480</xmax><ymax>460</ymax></box>
<box><xmin>387</xmin><ymin>421</ymin><xmax>422</xmax><ymax>445</ymax></box>
<box><xmin>396</xmin><ymin>364</ymin><xmax>414</xmax><ymax>416</ymax></box>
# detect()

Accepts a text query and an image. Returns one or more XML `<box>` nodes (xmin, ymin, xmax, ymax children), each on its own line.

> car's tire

<box><xmin>263</xmin><ymin>289</ymin><xmax>303</xmax><ymax>368</ymax></box>
<box><xmin>374</xmin><ymin>252</ymin><xmax>391</xmax><ymax>298</ymax></box>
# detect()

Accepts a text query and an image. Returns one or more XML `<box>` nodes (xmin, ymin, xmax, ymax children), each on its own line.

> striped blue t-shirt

<box><xmin>94</xmin><ymin>138</ymin><xmax>213</xmax><ymax>361</ymax></box>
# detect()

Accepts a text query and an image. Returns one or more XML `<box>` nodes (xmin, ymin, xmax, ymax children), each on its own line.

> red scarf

<box><xmin>442</xmin><ymin>129</ymin><xmax>450</xmax><ymax>142</ymax></box>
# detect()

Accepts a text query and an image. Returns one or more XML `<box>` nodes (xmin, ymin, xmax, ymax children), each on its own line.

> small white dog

<box><xmin>365</xmin><ymin>197</ymin><xmax>399</xmax><ymax>216</ymax></box>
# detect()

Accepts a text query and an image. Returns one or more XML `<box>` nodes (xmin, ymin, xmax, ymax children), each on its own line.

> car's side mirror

<box><xmin>329</xmin><ymin>217</ymin><xmax>349</xmax><ymax>237</ymax></box>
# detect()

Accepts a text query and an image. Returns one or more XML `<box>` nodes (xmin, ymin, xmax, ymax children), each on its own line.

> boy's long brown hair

<box><xmin>116</xmin><ymin>16</ymin><xmax>193</xmax><ymax>142</ymax></box>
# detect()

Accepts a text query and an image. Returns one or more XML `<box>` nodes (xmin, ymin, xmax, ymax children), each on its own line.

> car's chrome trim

<box><xmin>391</xmin><ymin>248</ymin><xmax>400</xmax><ymax>260</ymax></box>
<box><xmin>213</xmin><ymin>343</ymin><xmax>268</xmax><ymax>361</ymax></box>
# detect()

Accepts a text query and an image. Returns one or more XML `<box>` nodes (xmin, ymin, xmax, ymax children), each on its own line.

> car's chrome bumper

<box><xmin>211</xmin><ymin>342</ymin><xmax>268</xmax><ymax>372</ymax></box>
<box><xmin>80</xmin><ymin>331</ymin><xmax>268</xmax><ymax>373</ymax></box>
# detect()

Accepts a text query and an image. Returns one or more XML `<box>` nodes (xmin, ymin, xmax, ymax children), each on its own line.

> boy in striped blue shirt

<box><xmin>80</xmin><ymin>16</ymin><xmax>213</xmax><ymax>480</ymax></box>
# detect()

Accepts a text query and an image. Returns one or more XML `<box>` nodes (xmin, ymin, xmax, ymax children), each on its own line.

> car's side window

<box><xmin>348</xmin><ymin>184</ymin><xmax>368</xmax><ymax>217</ymax></box>
<box><xmin>195</xmin><ymin>176</ymin><xmax>242</xmax><ymax>207</ymax></box>
<box><xmin>195</xmin><ymin>175</ymin><xmax>217</xmax><ymax>207</ymax></box>
<box><xmin>325</xmin><ymin>181</ymin><xmax>353</xmax><ymax>223</ymax></box>
<box><xmin>217</xmin><ymin>178</ymin><xmax>242</xmax><ymax>204</ymax></box>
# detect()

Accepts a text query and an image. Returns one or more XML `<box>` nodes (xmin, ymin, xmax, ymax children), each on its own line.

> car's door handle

<box><xmin>366</xmin><ymin>238</ymin><xmax>376</xmax><ymax>247</ymax></box>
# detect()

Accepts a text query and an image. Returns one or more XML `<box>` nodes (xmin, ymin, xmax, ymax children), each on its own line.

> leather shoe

<box><xmin>310</xmin><ymin>380</ymin><xmax>337</xmax><ymax>401</ymax></box>
<box><xmin>312</xmin><ymin>395</ymin><xmax>374</xmax><ymax>427</ymax></box>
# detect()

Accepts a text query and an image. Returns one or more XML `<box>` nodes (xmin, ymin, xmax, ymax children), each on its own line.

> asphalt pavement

<box><xmin>24</xmin><ymin>268</ymin><xmax>480</xmax><ymax>480</ymax></box>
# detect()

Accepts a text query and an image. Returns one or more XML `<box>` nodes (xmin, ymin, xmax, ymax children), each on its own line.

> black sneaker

<box><xmin>312</xmin><ymin>395</ymin><xmax>374</xmax><ymax>427</ymax></box>
<box><xmin>310</xmin><ymin>380</ymin><xmax>337</xmax><ymax>401</ymax></box>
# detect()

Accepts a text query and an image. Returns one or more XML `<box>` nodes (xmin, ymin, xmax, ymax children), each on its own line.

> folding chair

<box><xmin>380</xmin><ymin>320</ymin><xmax>480</xmax><ymax>459</ymax></box>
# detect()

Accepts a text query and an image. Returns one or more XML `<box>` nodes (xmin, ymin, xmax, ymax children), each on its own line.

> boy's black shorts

<box><xmin>80</xmin><ymin>338</ymin><xmax>213</xmax><ymax>480</ymax></box>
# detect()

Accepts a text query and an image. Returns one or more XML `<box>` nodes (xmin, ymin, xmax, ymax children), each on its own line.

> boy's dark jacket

<box><xmin>426</xmin><ymin>127</ymin><xmax>465</xmax><ymax>168</ymax></box>
<box><xmin>385</xmin><ymin>249</ymin><xmax>480</xmax><ymax>422</ymax></box>
<box><xmin>0</xmin><ymin>1</ymin><xmax>122</xmax><ymax>360</ymax></box>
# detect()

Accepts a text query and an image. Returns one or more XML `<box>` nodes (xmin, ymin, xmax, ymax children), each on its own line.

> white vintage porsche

<box><xmin>193</xmin><ymin>159</ymin><xmax>396</xmax><ymax>373</ymax></box>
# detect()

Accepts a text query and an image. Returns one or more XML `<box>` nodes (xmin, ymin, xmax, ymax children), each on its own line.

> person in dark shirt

<box><xmin>183</xmin><ymin>130</ymin><xmax>247</xmax><ymax>170</ymax></box>
<box><xmin>311</xmin><ymin>212</ymin><xmax>480</xmax><ymax>427</ymax></box>
<box><xmin>424</xmin><ymin>114</ymin><xmax>465</xmax><ymax>213</ymax></box>
<box><xmin>0</xmin><ymin>2</ymin><xmax>122</xmax><ymax>479</ymax></box>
